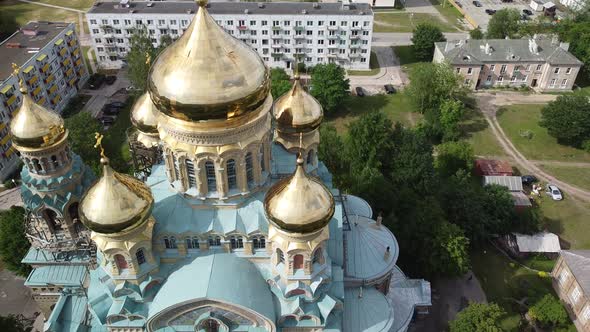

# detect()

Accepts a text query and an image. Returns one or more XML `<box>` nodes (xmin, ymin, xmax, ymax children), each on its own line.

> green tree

<box><xmin>486</xmin><ymin>9</ymin><xmax>522</xmax><ymax>39</ymax></box>
<box><xmin>558</xmin><ymin>15</ymin><xmax>590</xmax><ymax>80</ymax></box>
<box><xmin>0</xmin><ymin>314</ymin><xmax>33</xmax><ymax>332</ymax></box>
<box><xmin>310</xmin><ymin>63</ymin><xmax>350</xmax><ymax>114</ymax></box>
<box><xmin>346</xmin><ymin>112</ymin><xmax>395</xmax><ymax>173</ymax></box>
<box><xmin>157</xmin><ymin>34</ymin><xmax>174</xmax><ymax>53</ymax></box>
<box><xmin>528</xmin><ymin>295</ymin><xmax>569</xmax><ymax>328</ymax></box>
<box><xmin>435</xmin><ymin>141</ymin><xmax>474</xmax><ymax>177</ymax></box>
<box><xmin>540</xmin><ymin>94</ymin><xmax>590</xmax><ymax>147</ymax></box>
<box><xmin>411</xmin><ymin>23</ymin><xmax>446</xmax><ymax>61</ymax></box>
<box><xmin>318</xmin><ymin>124</ymin><xmax>348</xmax><ymax>187</ymax></box>
<box><xmin>406</xmin><ymin>62</ymin><xmax>465</xmax><ymax>115</ymax></box>
<box><xmin>469</xmin><ymin>27</ymin><xmax>484</xmax><ymax>40</ymax></box>
<box><xmin>439</xmin><ymin>99</ymin><xmax>465</xmax><ymax>141</ymax></box>
<box><xmin>64</xmin><ymin>112</ymin><xmax>104</xmax><ymax>174</ymax></box>
<box><xmin>480</xmin><ymin>184</ymin><xmax>518</xmax><ymax>234</ymax></box>
<box><xmin>0</xmin><ymin>207</ymin><xmax>31</xmax><ymax>277</ymax></box>
<box><xmin>0</xmin><ymin>11</ymin><xmax>18</xmax><ymax>41</ymax></box>
<box><xmin>127</xmin><ymin>25</ymin><xmax>158</xmax><ymax>92</ymax></box>
<box><xmin>270</xmin><ymin>68</ymin><xmax>292</xmax><ymax>98</ymax></box>
<box><xmin>432</xmin><ymin>221</ymin><xmax>470</xmax><ymax>276</ymax></box>
<box><xmin>450</xmin><ymin>302</ymin><xmax>505</xmax><ymax>332</ymax></box>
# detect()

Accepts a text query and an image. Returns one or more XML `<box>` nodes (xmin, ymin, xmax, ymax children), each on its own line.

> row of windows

<box><xmin>163</xmin><ymin>236</ymin><xmax>266</xmax><ymax>250</ymax></box>
<box><xmin>275</xmin><ymin>249</ymin><xmax>323</xmax><ymax>268</ymax></box>
<box><xmin>462</xmin><ymin>64</ymin><xmax>574</xmax><ymax>75</ymax></box>
<box><xmin>90</xmin><ymin>18</ymin><xmax>371</xmax><ymax>29</ymax></box>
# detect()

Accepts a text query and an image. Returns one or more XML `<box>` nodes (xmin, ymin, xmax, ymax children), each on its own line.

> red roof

<box><xmin>474</xmin><ymin>159</ymin><xmax>513</xmax><ymax>176</ymax></box>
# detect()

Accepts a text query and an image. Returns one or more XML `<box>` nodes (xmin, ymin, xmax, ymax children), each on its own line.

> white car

<box><xmin>546</xmin><ymin>185</ymin><xmax>563</xmax><ymax>201</ymax></box>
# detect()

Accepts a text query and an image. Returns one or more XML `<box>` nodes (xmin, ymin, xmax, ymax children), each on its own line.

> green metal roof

<box><xmin>25</xmin><ymin>265</ymin><xmax>87</xmax><ymax>287</ymax></box>
<box><xmin>343</xmin><ymin>287</ymin><xmax>394</xmax><ymax>332</ymax></box>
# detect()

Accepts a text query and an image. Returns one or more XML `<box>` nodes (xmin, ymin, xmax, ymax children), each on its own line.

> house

<box><xmin>483</xmin><ymin>176</ymin><xmax>524</xmax><ymax>192</ymax></box>
<box><xmin>552</xmin><ymin>250</ymin><xmax>590</xmax><ymax>331</ymax></box>
<box><xmin>433</xmin><ymin>38</ymin><xmax>583</xmax><ymax>91</ymax></box>
<box><xmin>474</xmin><ymin>159</ymin><xmax>513</xmax><ymax>176</ymax></box>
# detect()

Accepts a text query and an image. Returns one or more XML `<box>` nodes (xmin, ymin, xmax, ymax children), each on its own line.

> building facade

<box><xmin>86</xmin><ymin>1</ymin><xmax>373</xmax><ymax>71</ymax></box>
<box><xmin>552</xmin><ymin>250</ymin><xmax>590</xmax><ymax>332</ymax></box>
<box><xmin>559</xmin><ymin>0</ymin><xmax>586</xmax><ymax>11</ymax></box>
<box><xmin>0</xmin><ymin>22</ymin><xmax>89</xmax><ymax>182</ymax></box>
<box><xmin>433</xmin><ymin>38</ymin><xmax>583</xmax><ymax>91</ymax></box>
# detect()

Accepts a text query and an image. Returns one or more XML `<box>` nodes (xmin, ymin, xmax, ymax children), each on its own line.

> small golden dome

<box><xmin>264</xmin><ymin>155</ymin><xmax>335</xmax><ymax>234</ymax></box>
<box><xmin>79</xmin><ymin>158</ymin><xmax>154</xmax><ymax>234</ymax></box>
<box><xmin>131</xmin><ymin>92</ymin><xmax>159</xmax><ymax>135</ymax></box>
<box><xmin>148</xmin><ymin>1</ymin><xmax>270</xmax><ymax>122</ymax></box>
<box><xmin>10</xmin><ymin>93</ymin><xmax>66</xmax><ymax>149</ymax></box>
<box><xmin>273</xmin><ymin>76</ymin><xmax>323</xmax><ymax>134</ymax></box>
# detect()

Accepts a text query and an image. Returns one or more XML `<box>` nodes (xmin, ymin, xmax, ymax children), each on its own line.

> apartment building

<box><xmin>86</xmin><ymin>1</ymin><xmax>373</xmax><ymax>71</ymax></box>
<box><xmin>0</xmin><ymin>22</ymin><xmax>89</xmax><ymax>182</ymax></box>
<box><xmin>433</xmin><ymin>38</ymin><xmax>583</xmax><ymax>92</ymax></box>
<box><xmin>553</xmin><ymin>250</ymin><xmax>590</xmax><ymax>332</ymax></box>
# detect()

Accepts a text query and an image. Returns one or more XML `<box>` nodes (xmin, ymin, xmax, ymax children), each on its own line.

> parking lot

<box><xmin>457</xmin><ymin>0</ymin><xmax>542</xmax><ymax>30</ymax></box>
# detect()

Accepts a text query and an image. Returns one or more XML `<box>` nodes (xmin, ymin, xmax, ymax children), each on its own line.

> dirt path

<box><xmin>16</xmin><ymin>0</ymin><xmax>85</xmax><ymax>12</ymax></box>
<box><xmin>476</xmin><ymin>93</ymin><xmax>590</xmax><ymax>202</ymax></box>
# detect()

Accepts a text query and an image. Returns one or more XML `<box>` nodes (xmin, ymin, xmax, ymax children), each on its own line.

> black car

<box><xmin>384</xmin><ymin>84</ymin><xmax>396</xmax><ymax>94</ymax></box>
<box><xmin>105</xmin><ymin>75</ymin><xmax>117</xmax><ymax>85</ymax></box>
<box><xmin>87</xmin><ymin>73</ymin><xmax>105</xmax><ymax>90</ymax></box>
<box><xmin>523</xmin><ymin>9</ymin><xmax>533</xmax><ymax>15</ymax></box>
<box><xmin>107</xmin><ymin>101</ymin><xmax>125</xmax><ymax>108</ymax></box>
<box><xmin>521</xmin><ymin>175</ymin><xmax>538</xmax><ymax>185</ymax></box>
<box><xmin>355</xmin><ymin>87</ymin><xmax>365</xmax><ymax>97</ymax></box>
<box><xmin>485</xmin><ymin>9</ymin><xmax>496</xmax><ymax>15</ymax></box>
<box><xmin>473</xmin><ymin>1</ymin><xmax>482</xmax><ymax>7</ymax></box>
<box><xmin>100</xmin><ymin>116</ymin><xmax>115</xmax><ymax>125</ymax></box>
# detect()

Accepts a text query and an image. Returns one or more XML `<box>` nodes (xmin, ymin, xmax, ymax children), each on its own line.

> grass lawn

<box><xmin>82</xmin><ymin>46</ymin><xmax>95</xmax><ymax>75</ymax></box>
<box><xmin>36</xmin><ymin>0</ymin><xmax>95</xmax><ymax>11</ymax></box>
<box><xmin>347</xmin><ymin>52</ymin><xmax>380</xmax><ymax>76</ymax></box>
<box><xmin>1</xmin><ymin>0</ymin><xmax>81</xmax><ymax>33</ymax></box>
<box><xmin>392</xmin><ymin>45</ymin><xmax>425</xmax><ymax>75</ymax></box>
<box><xmin>373</xmin><ymin>12</ymin><xmax>458</xmax><ymax>33</ymax></box>
<box><xmin>471</xmin><ymin>244</ymin><xmax>574</xmax><ymax>332</ymax></box>
<box><xmin>427</xmin><ymin>0</ymin><xmax>466</xmax><ymax>31</ymax></box>
<box><xmin>460</xmin><ymin>108</ymin><xmax>506</xmax><ymax>157</ymax></box>
<box><xmin>538</xmin><ymin>165</ymin><xmax>590</xmax><ymax>192</ymax></box>
<box><xmin>497</xmin><ymin>104</ymin><xmax>590</xmax><ymax>163</ymax></box>
<box><xmin>325</xmin><ymin>94</ymin><xmax>422</xmax><ymax>134</ymax></box>
<box><xmin>539</xmin><ymin>196</ymin><xmax>590</xmax><ymax>249</ymax></box>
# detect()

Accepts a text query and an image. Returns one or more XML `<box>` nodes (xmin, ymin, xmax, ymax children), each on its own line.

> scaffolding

<box><xmin>126</xmin><ymin>127</ymin><xmax>162</xmax><ymax>181</ymax></box>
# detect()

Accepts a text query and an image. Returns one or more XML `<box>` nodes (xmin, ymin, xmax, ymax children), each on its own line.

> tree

<box><xmin>435</xmin><ymin>141</ymin><xmax>474</xmax><ymax>177</ymax></box>
<box><xmin>127</xmin><ymin>25</ymin><xmax>158</xmax><ymax>92</ymax></box>
<box><xmin>0</xmin><ymin>314</ymin><xmax>34</xmax><ymax>332</ymax></box>
<box><xmin>0</xmin><ymin>11</ymin><xmax>18</xmax><ymax>41</ymax></box>
<box><xmin>440</xmin><ymin>99</ymin><xmax>465</xmax><ymax>141</ymax></box>
<box><xmin>480</xmin><ymin>184</ymin><xmax>518</xmax><ymax>235</ymax></box>
<box><xmin>0</xmin><ymin>207</ymin><xmax>31</xmax><ymax>277</ymax></box>
<box><xmin>411</xmin><ymin>23</ymin><xmax>446</xmax><ymax>62</ymax></box>
<box><xmin>157</xmin><ymin>34</ymin><xmax>174</xmax><ymax>53</ymax></box>
<box><xmin>469</xmin><ymin>27</ymin><xmax>484</xmax><ymax>40</ymax></box>
<box><xmin>431</xmin><ymin>221</ymin><xmax>470</xmax><ymax>276</ymax></box>
<box><xmin>558</xmin><ymin>15</ymin><xmax>590</xmax><ymax>80</ymax></box>
<box><xmin>528</xmin><ymin>295</ymin><xmax>569</xmax><ymax>328</ymax></box>
<box><xmin>318</xmin><ymin>124</ymin><xmax>348</xmax><ymax>187</ymax></box>
<box><xmin>310</xmin><ymin>63</ymin><xmax>350</xmax><ymax>114</ymax></box>
<box><xmin>486</xmin><ymin>9</ymin><xmax>522</xmax><ymax>39</ymax></box>
<box><xmin>450</xmin><ymin>302</ymin><xmax>505</xmax><ymax>332</ymax></box>
<box><xmin>540</xmin><ymin>94</ymin><xmax>590</xmax><ymax>147</ymax></box>
<box><xmin>64</xmin><ymin>112</ymin><xmax>104</xmax><ymax>175</ymax></box>
<box><xmin>405</xmin><ymin>62</ymin><xmax>465</xmax><ymax>115</ymax></box>
<box><xmin>346</xmin><ymin>112</ymin><xmax>395</xmax><ymax>173</ymax></box>
<box><xmin>270</xmin><ymin>68</ymin><xmax>292</xmax><ymax>99</ymax></box>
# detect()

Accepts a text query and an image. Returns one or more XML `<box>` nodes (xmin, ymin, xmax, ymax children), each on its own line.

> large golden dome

<box><xmin>147</xmin><ymin>0</ymin><xmax>270</xmax><ymax>122</ymax></box>
<box><xmin>79</xmin><ymin>157</ymin><xmax>154</xmax><ymax>234</ymax></box>
<box><xmin>264</xmin><ymin>155</ymin><xmax>335</xmax><ymax>234</ymax></box>
<box><xmin>131</xmin><ymin>92</ymin><xmax>160</xmax><ymax>147</ymax></box>
<box><xmin>273</xmin><ymin>75</ymin><xmax>323</xmax><ymax>134</ymax></box>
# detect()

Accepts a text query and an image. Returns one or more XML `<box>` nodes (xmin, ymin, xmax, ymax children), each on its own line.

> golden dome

<box><xmin>10</xmin><ymin>92</ymin><xmax>66</xmax><ymax>149</ymax></box>
<box><xmin>131</xmin><ymin>92</ymin><xmax>159</xmax><ymax>135</ymax></box>
<box><xmin>79</xmin><ymin>157</ymin><xmax>154</xmax><ymax>234</ymax></box>
<box><xmin>273</xmin><ymin>76</ymin><xmax>323</xmax><ymax>134</ymax></box>
<box><xmin>147</xmin><ymin>0</ymin><xmax>270</xmax><ymax>122</ymax></box>
<box><xmin>264</xmin><ymin>155</ymin><xmax>335</xmax><ymax>234</ymax></box>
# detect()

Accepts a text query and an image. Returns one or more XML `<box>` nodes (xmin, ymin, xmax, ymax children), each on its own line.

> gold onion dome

<box><xmin>148</xmin><ymin>0</ymin><xmax>270</xmax><ymax>122</ymax></box>
<box><xmin>131</xmin><ymin>92</ymin><xmax>160</xmax><ymax>147</ymax></box>
<box><xmin>80</xmin><ymin>156</ymin><xmax>154</xmax><ymax>234</ymax></box>
<box><xmin>273</xmin><ymin>75</ymin><xmax>323</xmax><ymax>134</ymax></box>
<box><xmin>264</xmin><ymin>154</ymin><xmax>335</xmax><ymax>234</ymax></box>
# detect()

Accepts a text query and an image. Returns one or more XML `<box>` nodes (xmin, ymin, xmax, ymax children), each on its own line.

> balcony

<box><xmin>37</xmin><ymin>97</ymin><xmax>46</xmax><ymax>106</ymax></box>
<box><xmin>237</xmin><ymin>25</ymin><xmax>248</xmax><ymax>31</ymax></box>
<box><xmin>28</xmin><ymin>76</ymin><xmax>39</xmax><ymax>85</ymax></box>
<box><xmin>271</xmin><ymin>52</ymin><xmax>284</xmax><ymax>56</ymax></box>
<box><xmin>327</xmin><ymin>53</ymin><xmax>338</xmax><ymax>58</ymax></box>
<box><xmin>294</xmin><ymin>26</ymin><xmax>305</xmax><ymax>31</ymax></box>
<box><xmin>350</xmin><ymin>44</ymin><xmax>361</xmax><ymax>49</ymax></box>
<box><xmin>44</xmin><ymin>74</ymin><xmax>54</xmax><ymax>85</ymax></box>
<box><xmin>351</xmin><ymin>26</ymin><xmax>362</xmax><ymax>31</ymax></box>
<box><xmin>5</xmin><ymin>95</ymin><xmax>17</xmax><ymax>107</ymax></box>
<box><xmin>294</xmin><ymin>35</ymin><xmax>306</xmax><ymax>40</ymax></box>
<box><xmin>328</xmin><ymin>44</ymin><xmax>339</xmax><ymax>49</ymax></box>
<box><xmin>327</xmin><ymin>25</ymin><xmax>339</xmax><ymax>31</ymax></box>
<box><xmin>350</xmin><ymin>35</ymin><xmax>361</xmax><ymax>40</ymax></box>
<box><xmin>327</xmin><ymin>35</ymin><xmax>339</xmax><ymax>40</ymax></box>
<box><xmin>59</xmin><ymin>48</ymin><xmax>68</xmax><ymax>56</ymax></box>
<box><xmin>271</xmin><ymin>26</ymin><xmax>281</xmax><ymax>31</ymax></box>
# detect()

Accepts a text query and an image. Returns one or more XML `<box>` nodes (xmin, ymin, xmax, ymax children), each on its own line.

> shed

<box><xmin>530</xmin><ymin>0</ymin><xmax>545</xmax><ymax>11</ymax></box>
<box><xmin>483</xmin><ymin>176</ymin><xmax>523</xmax><ymax>192</ymax></box>
<box><xmin>474</xmin><ymin>159</ymin><xmax>513</xmax><ymax>176</ymax></box>
<box><xmin>514</xmin><ymin>232</ymin><xmax>561</xmax><ymax>253</ymax></box>
<box><xmin>511</xmin><ymin>192</ymin><xmax>532</xmax><ymax>209</ymax></box>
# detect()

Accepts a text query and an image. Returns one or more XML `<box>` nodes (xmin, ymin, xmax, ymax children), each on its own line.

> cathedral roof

<box><xmin>273</xmin><ymin>75</ymin><xmax>323</xmax><ymax>134</ymax></box>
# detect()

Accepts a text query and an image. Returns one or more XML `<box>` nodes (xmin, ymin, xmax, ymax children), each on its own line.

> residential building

<box><xmin>558</xmin><ymin>0</ymin><xmax>586</xmax><ymax>11</ymax></box>
<box><xmin>86</xmin><ymin>1</ymin><xmax>373</xmax><ymax>70</ymax></box>
<box><xmin>433</xmin><ymin>38</ymin><xmax>583</xmax><ymax>91</ymax></box>
<box><xmin>0</xmin><ymin>22</ymin><xmax>89</xmax><ymax>182</ymax></box>
<box><xmin>553</xmin><ymin>250</ymin><xmax>590</xmax><ymax>332</ymax></box>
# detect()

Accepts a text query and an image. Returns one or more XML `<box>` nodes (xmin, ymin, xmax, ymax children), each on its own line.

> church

<box><xmin>11</xmin><ymin>1</ymin><xmax>431</xmax><ymax>331</ymax></box>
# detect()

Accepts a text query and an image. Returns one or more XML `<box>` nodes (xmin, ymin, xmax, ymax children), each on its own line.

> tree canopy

<box><xmin>0</xmin><ymin>207</ymin><xmax>31</xmax><ymax>277</ymax></box>
<box><xmin>450</xmin><ymin>302</ymin><xmax>505</xmax><ymax>332</ymax></box>
<box><xmin>270</xmin><ymin>68</ymin><xmax>292</xmax><ymax>99</ymax></box>
<box><xmin>310</xmin><ymin>63</ymin><xmax>350</xmax><ymax>114</ymax></box>
<box><xmin>435</xmin><ymin>141</ymin><xmax>474</xmax><ymax>178</ymax></box>
<box><xmin>540</xmin><ymin>94</ymin><xmax>590</xmax><ymax>148</ymax></box>
<box><xmin>486</xmin><ymin>9</ymin><xmax>522</xmax><ymax>39</ymax></box>
<box><xmin>126</xmin><ymin>26</ymin><xmax>172</xmax><ymax>92</ymax></box>
<box><xmin>0</xmin><ymin>314</ymin><xmax>34</xmax><ymax>332</ymax></box>
<box><xmin>411</xmin><ymin>23</ymin><xmax>446</xmax><ymax>61</ymax></box>
<box><xmin>64</xmin><ymin>112</ymin><xmax>104</xmax><ymax>175</ymax></box>
<box><xmin>469</xmin><ymin>27</ymin><xmax>484</xmax><ymax>40</ymax></box>
<box><xmin>528</xmin><ymin>294</ymin><xmax>569</xmax><ymax>329</ymax></box>
<box><xmin>557</xmin><ymin>13</ymin><xmax>590</xmax><ymax>80</ymax></box>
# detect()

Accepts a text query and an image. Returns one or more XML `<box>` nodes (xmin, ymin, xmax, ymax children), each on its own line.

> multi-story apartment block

<box><xmin>86</xmin><ymin>1</ymin><xmax>373</xmax><ymax>71</ymax></box>
<box><xmin>433</xmin><ymin>38</ymin><xmax>583</xmax><ymax>92</ymax></box>
<box><xmin>0</xmin><ymin>22</ymin><xmax>89</xmax><ymax>182</ymax></box>
<box><xmin>552</xmin><ymin>250</ymin><xmax>590</xmax><ymax>332</ymax></box>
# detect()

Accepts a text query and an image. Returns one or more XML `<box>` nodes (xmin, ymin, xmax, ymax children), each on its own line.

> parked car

<box><xmin>473</xmin><ymin>1</ymin><xmax>482</xmax><ymax>7</ymax></box>
<box><xmin>384</xmin><ymin>84</ymin><xmax>396</xmax><ymax>94</ymax></box>
<box><xmin>107</xmin><ymin>101</ymin><xmax>126</xmax><ymax>108</ymax></box>
<box><xmin>355</xmin><ymin>87</ymin><xmax>365</xmax><ymax>97</ymax></box>
<box><xmin>102</xmin><ymin>107</ymin><xmax>120</xmax><ymax>116</ymax></box>
<box><xmin>485</xmin><ymin>9</ymin><xmax>497</xmax><ymax>15</ymax></box>
<box><xmin>523</xmin><ymin>9</ymin><xmax>533</xmax><ymax>15</ymax></box>
<box><xmin>100</xmin><ymin>117</ymin><xmax>115</xmax><ymax>126</ymax></box>
<box><xmin>546</xmin><ymin>184</ymin><xmax>563</xmax><ymax>201</ymax></box>
<box><xmin>105</xmin><ymin>75</ymin><xmax>117</xmax><ymax>85</ymax></box>
<box><xmin>88</xmin><ymin>74</ymin><xmax>105</xmax><ymax>90</ymax></box>
<box><xmin>521</xmin><ymin>175</ymin><xmax>538</xmax><ymax>185</ymax></box>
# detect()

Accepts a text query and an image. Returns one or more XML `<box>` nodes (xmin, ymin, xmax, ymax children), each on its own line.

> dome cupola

<box><xmin>273</xmin><ymin>75</ymin><xmax>323</xmax><ymax>135</ymax></box>
<box><xmin>264</xmin><ymin>154</ymin><xmax>334</xmax><ymax>234</ymax></box>
<box><xmin>130</xmin><ymin>92</ymin><xmax>160</xmax><ymax>147</ymax></box>
<box><xmin>147</xmin><ymin>0</ymin><xmax>270</xmax><ymax>123</ymax></box>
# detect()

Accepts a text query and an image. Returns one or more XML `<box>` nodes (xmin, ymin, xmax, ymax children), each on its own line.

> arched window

<box><xmin>230</xmin><ymin>236</ymin><xmax>243</xmax><ymax>249</ymax></box>
<box><xmin>185</xmin><ymin>159</ymin><xmax>196</xmax><ymax>188</ymax></box>
<box><xmin>253</xmin><ymin>236</ymin><xmax>266</xmax><ymax>249</ymax></box>
<box><xmin>67</xmin><ymin>202</ymin><xmax>79</xmax><ymax>222</ymax></box>
<box><xmin>136</xmin><ymin>248</ymin><xmax>146</xmax><ymax>265</ymax></box>
<box><xmin>208</xmin><ymin>236</ymin><xmax>221</xmax><ymax>247</ymax></box>
<box><xmin>259</xmin><ymin>145</ymin><xmax>266</xmax><ymax>172</ymax></box>
<box><xmin>312</xmin><ymin>249</ymin><xmax>322</xmax><ymax>264</ymax></box>
<box><xmin>201</xmin><ymin>319</ymin><xmax>219</xmax><ymax>332</ymax></box>
<box><xmin>164</xmin><ymin>236</ymin><xmax>177</xmax><ymax>249</ymax></box>
<box><xmin>293</xmin><ymin>254</ymin><xmax>304</xmax><ymax>270</ymax></box>
<box><xmin>205</xmin><ymin>161</ymin><xmax>217</xmax><ymax>193</ymax></box>
<box><xmin>277</xmin><ymin>249</ymin><xmax>285</xmax><ymax>264</ymax></box>
<box><xmin>307</xmin><ymin>149</ymin><xmax>314</xmax><ymax>165</ymax></box>
<box><xmin>33</xmin><ymin>159</ymin><xmax>42</xmax><ymax>172</ymax></box>
<box><xmin>42</xmin><ymin>209</ymin><xmax>60</xmax><ymax>231</ymax></box>
<box><xmin>114</xmin><ymin>254</ymin><xmax>128</xmax><ymax>270</ymax></box>
<box><xmin>51</xmin><ymin>155</ymin><xmax>59</xmax><ymax>169</ymax></box>
<box><xmin>226</xmin><ymin>159</ymin><xmax>237</xmax><ymax>190</ymax></box>
<box><xmin>164</xmin><ymin>237</ymin><xmax>170</xmax><ymax>249</ymax></box>
<box><xmin>186</xmin><ymin>237</ymin><xmax>199</xmax><ymax>249</ymax></box>
<box><xmin>245</xmin><ymin>152</ymin><xmax>254</xmax><ymax>185</ymax></box>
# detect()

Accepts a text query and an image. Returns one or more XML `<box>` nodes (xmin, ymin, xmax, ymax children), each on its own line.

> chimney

<box><xmin>342</xmin><ymin>0</ymin><xmax>351</xmax><ymax>10</ymax></box>
<box><xmin>376</xmin><ymin>211</ymin><xmax>383</xmax><ymax>228</ymax></box>
<box><xmin>559</xmin><ymin>42</ymin><xmax>570</xmax><ymax>51</ymax></box>
<box><xmin>485</xmin><ymin>42</ymin><xmax>492</xmax><ymax>55</ymax></box>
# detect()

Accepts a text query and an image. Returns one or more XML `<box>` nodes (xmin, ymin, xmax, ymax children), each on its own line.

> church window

<box><xmin>186</xmin><ymin>237</ymin><xmax>199</xmax><ymax>249</ymax></box>
<box><xmin>293</xmin><ymin>254</ymin><xmax>304</xmax><ymax>270</ymax></box>
<box><xmin>51</xmin><ymin>155</ymin><xmax>59</xmax><ymax>169</ymax></box>
<box><xmin>32</xmin><ymin>159</ymin><xmax>42</xmax><ymax>172</ymax></box>
<box><xmin>205</xmin><ymin>161</ymin><xmax>217</xmax><ymax>193</ymax></box>
<box><xmin>312</xmin><ymin>249</ymin><xmax>322</xmax><ymax>264</ymax></box>
<box><xmin>245</xmin><ymin>152</ymin><xmax>254</xmax><ymax>185</ymax></box>
<box><xmin>185</xmin><ymin>159</ymin><xmax>196</xmax><ymax>188</ymax></box>
<box><xmin>201</xmin><ymin>319</ymin><xmax>219</xmax><ymax>332</ymax></box>
<box><xmin>164</xmin><ymin>236</ymin><xmax>177</xmax><ymax>249</ymax></box>
<box><xmin>307</xmin><ymin>150</ymin><xmax>314</xmax><ymax>165</ymax></box>
<box><xmin>136</xmin><ymin>248</ymin><xmax>146</xmax><ymax>265</ymax></box>
<box><xmin>230</xmin><ymin>236</ymin><xmax>244</xmax><ymax>249</ymax></box>
<box><xmin>114</xmin><ymin>254</ymin><xmax>128</xmax><ymax>270</ymax></box>
<box><xmin>226</xmin><ymin>159</ymin><xmax>237</xmax><ymax>190</ymax></box>
<box><xmin>277</xmin><ymin>249</ymin><xmax>285</xmax><ymax>264</ymax></box>
<box><xmin>253</xmin><ymin>236</ymin><xmax>266</xmax><ymax>249</ymax></box>
<box><xmin>259</xmin><ymin>145</ymin><xmax>265</xmax><ymax>172</ymax></box>
<box><xmin>208</xmin><ymin>236</ymin><xmax>221</xmax><ymax>247</ymax></box>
